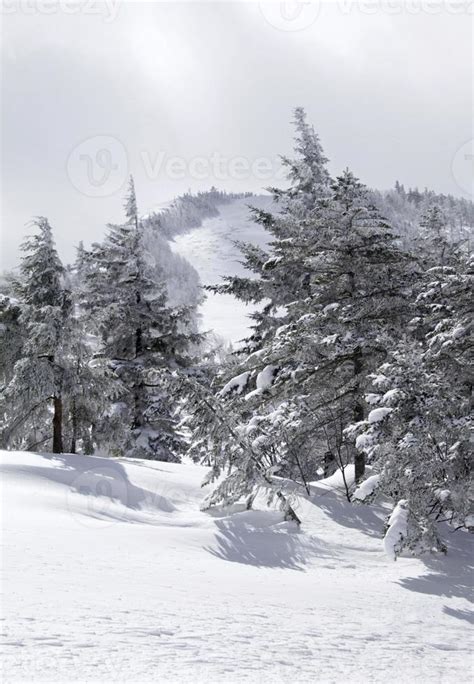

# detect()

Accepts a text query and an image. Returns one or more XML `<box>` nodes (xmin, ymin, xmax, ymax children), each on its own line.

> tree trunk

<box><xmin>132</xmin><ymin>389</ymin><xmax>143</xmax><ymax>430</ymax></box>
<box><xmin>347</xmin><ymin>268</ymin><xmax>365</xmax><ymax>482</ymax></box>
<box><xmin>52</xmin><ymin>395</ymin><xmax>63</xmax><ymax>453</ymax></box>
<box><xmin>70</xmin><ymin>400</ymin><xmax>77</xmax><ymax>454</ymax></box>
<box><xmin>354</xmin><ymin>445</ymin><xmax>365</xmax><ymax>483</ymax></box>
<box><xmin>353</xmin><ymin>349</ymin><xmax>365</xmax><ymax>482</ymax></box>
<box><xmin>135</xmin><ymin>326</ymin><xmax>142</xmax><ymax>356</ymax></box>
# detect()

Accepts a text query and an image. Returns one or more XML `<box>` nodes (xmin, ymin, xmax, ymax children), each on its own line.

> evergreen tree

<box><xmin>416</xmin><ymin>204</ymin><xmax>460</xmax><ymax>268</ymax></box>
<box><xmin>0</xmin><ymin>292</ymin><xmax>24</xmax><ymax>448</ymax></box>
<box><xmin>3</xmin><ymin>218</ymin><xmax>70</xmax><ymax>452</ymax></box>
<box><xmin>213</xmin><ymin>107</ymin><xmax>332</xmax><ymax>350</ymax></box>
<box><xmin>190</xmin><ymin>111</ymin><xmax>416</xmax><ymax>515</ymax></box>
<box><xmin>348</xmin><ymin>253</ymin><xmax>473</xmax><ymax>554</ymax></box>
<box><xmin>270</xmin><ymin>106</ymin><xmax>331</xmax><ymax>216</ymax></box>
<box><xmin>60</xmin><ymin>256</ymin><xmax>111</xmax><ymax>454</ymax></box>
<box><xmin>82</xmin><ymin>177</ymin><xmax>197</xmax><ymax>460</ymax></box>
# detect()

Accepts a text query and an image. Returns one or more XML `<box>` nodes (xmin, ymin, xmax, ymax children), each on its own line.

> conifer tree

<box><xmin>82</xmin><ymin>177</ymin><xmax>197</xmax><ymax>460</ymax></box>
<box><xmin>0</xmin><ymin>293</ymin><xmax>24</xmax><ymax>448</ymax></box>
<box><xmin>4</xmin><ymin>218</ymin><xmax>70</xmax><ymax>452</ymax></box>
<box><xmin>348</xmin><ymin>252</ymin><xmax>473</xmax><ymax>554</ymax></box>
<box><xmin>191</xmin><ymin>111</ymin><xmax>416</xmax><ymax>514</ymax></box>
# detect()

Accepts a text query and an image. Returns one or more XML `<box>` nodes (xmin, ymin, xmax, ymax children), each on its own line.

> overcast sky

<box><xmin>1</xmin><ymin>1</ymin><xmax>472</xmax><ymax>270</ymax></box>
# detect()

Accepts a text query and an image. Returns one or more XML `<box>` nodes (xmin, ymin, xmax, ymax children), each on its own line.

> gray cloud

<box><xmin>1</xmin><ymin>2</ymin><xmax>472</xmax><ymax>269</ymax></box>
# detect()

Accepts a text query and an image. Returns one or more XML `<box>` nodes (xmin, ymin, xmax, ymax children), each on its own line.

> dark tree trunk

<box><xmin>354</xmin><ymin>444</ymin><xmax>365</xmax><ymax>482</ymax></box>
<box><xmin>133</xmin><ymin>314</ymin><xmax>144</xmax><ymax>430</ymax></box>
<box><xmin>52</xmin><ymin>395</ymin><xmax>63</xmax><ymax>454</ymax></box>
<box><xmin>353</xmin><ymin>349</ymin><xmax>365</xmax><ymax>482</ymax></box>
<box><xmin>70</xmin><ymin>400</ymin><xmax>77</xmax><ymax>454</ymax></box>
<box><xmin>348</xmin><ymin>263</ymin><xmax>366</xmax><ymax>484</ymax></box>
<box><xmin>132</xmin><ymin>390</ymin><xmax>143</xmax><ymax>430</ymax></box>
<box><xmin>135</xmin><ymin>326</ymin><xmax>142</xmax><ymax>357</ymax></box>
<box><xmin>324</xmin><ymin>450</ymin><xmax>336</xmax><ymax>478</ymax></box>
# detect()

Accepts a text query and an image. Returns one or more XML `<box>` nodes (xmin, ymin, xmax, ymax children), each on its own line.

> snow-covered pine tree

<box><xmin>56</xmin><ymin>253</ymin><xmax>111</xmax><ymax>455</ymax></box>
<box><xmin>0</xmin><ymin>291</ymin><xmax>23</xmax><ymax>390</ymax></box>
<box><xmin>0</xmin><ymin>291</ymin><xmax>24</xmax><ymax>448</ymax></box>
<box><xmin>191</xmin><ymin>112</ymin><xmax>416</xmax><ymax>515</ymax></box>
<box><xmin>348</xmin><ymin>251</ymin><xmax>473</xmax><ymax>555</ymax></box>
<box><xmin>270</xmin><ymin>106</ymin><xmax>331</xmax><ymax>217</ymax></box>
<box><xmin>212</xmin><ymin>106</ymin><xmax>332</xmax><ymax>351</ymax></box>
<box><xmin>416</xmin><ymin>204</ymin><xmax>456</xmax><ymax>267</ymax></box>
<box><xmin>82</xmin><ymin>177</ymin><xmax>197</xmax><ymax>460</ymax></box>
<box><xmin>282</xmin><ymin>168</ymin><xmax>416</xmax><ymax>482</ymax></box>
<box><xmin>3</xmin><ymin>218</ymin><xmax>70</xmax><ymax>452</ymax></box>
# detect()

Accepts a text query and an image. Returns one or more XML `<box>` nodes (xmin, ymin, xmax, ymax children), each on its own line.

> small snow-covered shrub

<box><xmin>352</xmin><ymin>474</ymin><xmax>380</xmax><ymax>503</ymax></box>
<box><xmin>383</xmin><ymin>500</ymin><xmax>409</xmax><ymax>560</ymax></box>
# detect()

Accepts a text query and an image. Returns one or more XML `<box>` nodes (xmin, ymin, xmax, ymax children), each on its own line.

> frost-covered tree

<box><xmin>213</xmin><ymin>107</ymin><xmax>333</xmax><ymax>350</ymax></box>
<box><xmin>82</xmin><ymin>177</ymin><xmax>198</xmax><ymax>460</ymax></box>
<box><xmin>57</xmin><ymin>258</ymin><xmax>111</xmax><ymax>454</ymax></box>
<box><xmin>182</xmin><ymin>365</ymin><xmax>302</xmax><ymax>523</ymax></box>
<box><xmin>0</xmin><ymin>292</ymin><xmax>24</xmax><ymax>448</ymax></box>
<box><xmin>269</xmin><ymin>106</ymin><xmax>331</xmax><ymax>216</ymax></box>
<box><xmin>348</xmin><ymin>253</ymin><xmax>473</xmax><ymax>555</ymax></box>
<box><xmin>416</xmin><ymin>204</ymin><xmax>456</xmax><ymax>267</ymax></box>
<box><xmin>0</xmin><ymin>292</ymin><xmax>23</xmax><ymax>389</ymax></box>
<box><xmin>2</xmin><ymin>219</ymin><xmax>70</xmax><ymax>452</ymax></box>
<box><xmin>189</xmin><ymin>112</ymin><xmax>416</xmax><ymax>516</ymax></box>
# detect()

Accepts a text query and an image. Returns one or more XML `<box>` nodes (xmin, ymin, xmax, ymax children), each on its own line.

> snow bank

<box><xmin>310</xmin><ymin>465</ymin><xmax>355</xmax><ymax>492</ymax></box>
<box><xmin>352</xmin><ymin>474</ymin><xmax>380</xmax><ymax>502</ymax></box>
<box><xmin>355</xmin><ymin>432</ymin><xmax>374</xmax><ymax>451</ymax></box>
<box><xmin>220</xmin><ymin>371</ymin><xmax>250</xmax><ymax>396</ymax></box>
<box><xmin>368</xmin><ymin>407</ymin><xmax>393</xmax><ymax>424</ymax></box>
<box><xmin>383</xmin><ymin>499</ymin><xmax>409</xmax><ymax>561</ymax></box>
<box><xmin>256</xmin><ymin>364</ymin><xmax>278</xmax><ymax>390</ymax></box>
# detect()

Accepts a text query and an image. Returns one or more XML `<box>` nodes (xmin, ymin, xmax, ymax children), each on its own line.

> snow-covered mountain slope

<box><xmin>171</xmin><ymin>195</ymin><xmax>273</xmax><ymax>344</ymax></box>
<box><xmin>1</xmin><ymin>450</ymin><xmax>472</xmax><ymax>683</ymax></box>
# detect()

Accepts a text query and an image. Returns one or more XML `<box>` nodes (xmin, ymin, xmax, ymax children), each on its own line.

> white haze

<box><xmin>1</xmin><ymin>1</ymin><xmax>472</xmax><ymax>269</ymax></box>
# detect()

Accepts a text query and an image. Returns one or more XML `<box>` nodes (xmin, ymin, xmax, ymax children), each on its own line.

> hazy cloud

<box><xmin>1</xmin><ymin>1</ymin><xmax>472</xmax><ymax>269</ymax></box>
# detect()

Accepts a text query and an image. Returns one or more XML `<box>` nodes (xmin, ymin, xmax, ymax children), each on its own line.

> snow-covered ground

<box><xmin>1</xmin><ymin>450</ymin><xmax>472</xmax><ymax>683</ymax></box>
<box><xmin>171</xmin><ymin>196</ymin><xmax>273</xmax><ymax>344</ymax></box>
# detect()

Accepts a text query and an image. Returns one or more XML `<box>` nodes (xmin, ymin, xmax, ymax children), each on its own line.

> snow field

<box><xmin>1</xmin><ymin>450</ymin><xmax>472</xmax><ymax>683</ymax></box>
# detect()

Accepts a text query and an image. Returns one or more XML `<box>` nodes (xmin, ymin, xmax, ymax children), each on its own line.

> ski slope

<box><xmin>171</xmin><ymin>195</ymin><xmax>273</xmax><ymax>344</ymax></box>
<box><xmin>1</xmin><ymin>450</ymin><xmax>472</xmax><ymax>683</ymax></box>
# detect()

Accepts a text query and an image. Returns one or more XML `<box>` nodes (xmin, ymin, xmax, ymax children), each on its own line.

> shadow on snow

<box><xmin>205</xmin><ymin>509</ymin><xmax>336</xmax><ymax>570</ymax></box>
<box><xmin>397</xmin><ymin>528</ymin><xmax>474</xmax><ymax>605</ymax></box>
